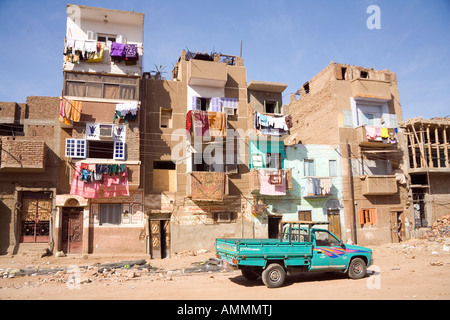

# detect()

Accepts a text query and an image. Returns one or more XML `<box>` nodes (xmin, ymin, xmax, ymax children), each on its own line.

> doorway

<box><xmin>268</xmin><ymin>215</ymin><xmax>282</xmax><ymax>239</ymax></box>
<box><xmin>327</xmin><ymin>209</ymin><xmax>342</xmax><ymax>239</ymax></box>
<box><xmin>61</xmin><ymin>207</ymin><xmax>83</xmax><ymax>254</ymax></box>
<box><xmin>390</xmin><ymin>211</ymin><xmax>403</xmax><ymax>243</ymax></box>
<box><xmin>149</xmin><ymin>219</ymin><xmax>171</xmax><ymax>259</ymax></box>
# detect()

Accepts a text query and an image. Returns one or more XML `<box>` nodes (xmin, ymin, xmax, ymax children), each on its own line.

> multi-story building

<box><xmin>141</xmin><ymin>50</ymin><xmax>255</xmax><ymax>257</ymax></box>
<box><xmin>0</xmin><ymin>96</ymin><xmax>61</xmax><ymax>255</ymax></box>
<box><xmin>56</xmin><ymin>5</ymin><xmax>145</xmax><ymax>254</ymax></box>
<box><xmin>401</xmin><ymin>117</ymin><xmax>450</xmax><ymax>237</ymax></box>
<box><xmin>287</xmin><ymin>62</ymin><xmax>408</xmax><ymax>245</ymax></box>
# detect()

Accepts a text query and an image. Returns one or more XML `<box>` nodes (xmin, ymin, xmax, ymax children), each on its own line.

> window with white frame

<box><xmin>65</xmin><ymin>139</ymin><xmax>86</xmax><ymax>158</ymax></box>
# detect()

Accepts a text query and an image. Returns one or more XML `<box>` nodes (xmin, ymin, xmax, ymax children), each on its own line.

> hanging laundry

<box><xmin>86</xmin><ymin>43</ymin><xmax>105</xmax><ymax>63</ymax></box>
<box><xmin>110</xmin><ymin>42</ymin><xmax>126</xmax><ymax>60</ymax></box>
<box><xmin>388</xmin><ymin>128</ymin><xmax>398</xmax><ymax>144</ymax></box>
<box><xmin>186</xmin><ymin>110</ymin><xmax>193</xmax><ymax>139</ymax></box>
<box><xmin>381</xmin><ymin>127</ymin><xmax>389</xmax><ymax>138</ymax></box>
<box><xmin>70</xmin><ymin>163</ymin><xmax>100</xmax><ymax>198</ymax></box>
<box><xmin>320</xmin><ymin>178</ymin><xmax>332</xmax><ymax>195</ymax></box>
<box><xmin>59</xmin><ymin>98</ymin><xmax>82</xmax><ymax>124</ymax></box>
<box><xmin>207</xmin><ymin>111</ymin><xmax>227</xmax><ymax>137</ymax></box>
<box><xmin>103</xmin><ymin>170</ymin><xmax>129</xmax><ymax>197</ymax></box>
<box><xmin>269</xmin><ymin>170</ymin><xmax>284</xmax><ymax>186</ymax></box>
<box><xmin>285</xmin><ymin>114</ymin><xmax>293</xmax><ymax>129</ymax></box>
<box><xmin>114</xmin><ymin>101</ymin><xmax>138</xmax><ymax>122</ymax></box>
<box><xmin>124</xmin><ymin>44</ymin><xmax>139</xmax><ymax>61</ymax></box>
<box><xmin>192</xmin><ymin>110</ymin><xmax>209</xmax><ymax>137</ymax></box>
<box><xmin>365</xmin><ymin>125</ymin><xmax>377</xmax><ymax>140</ymax></box>
<box><xmin>258</xmin><ymin>170</ymin><xmax>286</xmax><ymax>196</ymax></box>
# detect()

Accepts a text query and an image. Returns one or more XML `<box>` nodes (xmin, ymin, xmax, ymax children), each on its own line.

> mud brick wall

<box><xmin>0</xmin><ymin>137</ymin><xmax>46</xmax><ymax>169</ymax></box>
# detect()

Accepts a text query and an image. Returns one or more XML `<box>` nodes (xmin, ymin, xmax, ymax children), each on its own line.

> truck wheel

<box><xmin>262</xmin><ymin>263</ymin><xmax>286</xmax><ymax>288</ymax></box>
<box><xmin>241</xmin><ymin>268</ymin><xmax>259</xmax><ymax>280</ymax></box>
<box><xmin>347</xmin><ymin>258</ymin><xmax>367</xmax><ymax>279</ymax></box>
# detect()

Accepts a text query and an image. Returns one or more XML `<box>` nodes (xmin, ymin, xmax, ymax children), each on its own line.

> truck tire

<box><xmin>241</xmin><ymin>268</ymin><xmax>259</xmax><ymax>281</ymax></box>
<box><xmin>347</xmin><ymin>258</ymin><xmax>367</xmax><ymax>279</ymax></box>
<box><xmin>262</xmin><ymin>263</ymin><xmax>286</xmax><ymax>288</ymax></box>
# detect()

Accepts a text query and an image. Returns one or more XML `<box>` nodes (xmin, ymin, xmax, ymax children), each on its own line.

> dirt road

<box><xmin>1</xmin><ymin>239</ymin><xmax>449</xmax><ymax>300</ymax></box>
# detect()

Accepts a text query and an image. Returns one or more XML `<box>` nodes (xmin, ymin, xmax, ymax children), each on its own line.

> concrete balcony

<box><xmin>188</xmin><ymin>59</ymin><xmax>227</xmax><ymax>87</ymax></box>
<box><xmin>0</xmin><ymin>137</ymin><xmax>46</xmax><ymax>172</ymax></box>
<box><xmin>360</xmin><ymin>175</ymin><xmax>398</xmax><ymax>196</ymax></box>
<box><xmin>351</xmin><ymin>78</ymin><xmax>391</xmax><ymax>101</ymax></box>
<box><xmin>356</xmin><ymin>125</ymin><xmax>399</xmax><ymax>148</ymax></box>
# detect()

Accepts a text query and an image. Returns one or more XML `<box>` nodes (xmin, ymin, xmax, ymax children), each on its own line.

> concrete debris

<box><xmin>424</xmin><ymin>215</ymin><xmax>450</xmax><ymax>242</ymax></box>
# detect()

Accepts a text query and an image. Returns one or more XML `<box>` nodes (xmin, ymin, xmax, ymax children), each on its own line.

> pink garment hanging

<box><xmin>258</xmin><ymin>170</ymin><xmax>286</xmax><ymax>196</ymax></box>
<box><xmin>102</xmin><ymin>170</ymin><xmax>129</xmax><ymax>197</ymax></box>
<box><xmin>70</xmin><ymin>162</ymin><xmax>100</xmax><ymax>198</ymax></box>
<box><xmin>365</xmin><ymin>125</ymin><xmax>377</xmax><ymax>140</ymax></box>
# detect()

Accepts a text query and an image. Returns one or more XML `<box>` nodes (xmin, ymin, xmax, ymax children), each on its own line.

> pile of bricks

<box><xmin>425</xmin><ymin>215</ymin><xmax>450</xmax><ymax>242</ymax></box>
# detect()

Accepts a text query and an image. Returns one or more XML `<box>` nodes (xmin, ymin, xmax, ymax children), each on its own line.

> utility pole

<box><xmin>347</xmin><ymin>140</ymin><xmax>358</xmax><ymax>244</ymax></box>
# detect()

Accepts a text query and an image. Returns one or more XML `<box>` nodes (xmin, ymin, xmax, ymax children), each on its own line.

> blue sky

<box><xmin>0</xmin><ymin>0</ymin><xmax>449</xmax><ymax>120</ymax></box>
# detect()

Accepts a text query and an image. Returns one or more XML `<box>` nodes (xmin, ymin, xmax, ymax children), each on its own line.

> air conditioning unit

<box><xmin>223</xmin><ymin>107</ymin><xmax>235</xmax><ymax>117</ymax></box>
<box><xmin>99</xmin><ymin>124</ymin><xmax>113</xmax><ymax>139</ymax></box>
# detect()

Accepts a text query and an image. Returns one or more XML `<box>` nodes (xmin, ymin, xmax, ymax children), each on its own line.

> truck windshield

<box><xmin>314</xmin><ymin>230</ymin><xmax>341</xmax><ymax>246</ymax></box>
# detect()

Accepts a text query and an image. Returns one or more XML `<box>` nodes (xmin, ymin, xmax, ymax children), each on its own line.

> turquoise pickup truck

<box><xmin>216</xmin><ymin>221</ymin><xmax>372</xmax><ymax>288</ymax></box>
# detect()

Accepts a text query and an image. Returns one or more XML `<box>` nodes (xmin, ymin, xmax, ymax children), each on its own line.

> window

<box><xmin>303</xmin><ymin>83</ymin><xmax>310</xmax><ymax>94</ymax></box>
<box><xmin>304</xmin><ymin>159</ymin><xmax>315</xmax><ymax>176</ymax></box>
<box><xmin>360</xmin><ymin>71</ymin><xmax>369</xmax><ymax>79</ymax></box>
<box><xmin>100</xmin><ymin>204</ymin><xmax>122</xmax><ymax>225</ymax></box>
<box><xmin>358</xmin><ymin>208</ymin><xmax>377</xmax><ymax>225</ymax></box>
<box><xmin>160</xmin><ymin>108</ymin><xmax>173</xmax><ymax>128</ymax></box>
<box><xmin>65</xmin><ymin>139</ymin><xmax>86</xmax><ymax>158</ymax></box>
<box><xmin>0</xmin><ymin>124</ymin><xmax>24</xmax><ymax>136</ymax></box>
<box><xmin>314</xmin><ymin>230</ymin><xmax>341</xmax><ymax>247</ymax></box>
<box><xmin>153</xmin><ymin>161</ymin><xmax>176</xmax><ymax>192</ymax></box>
<box><xmin>65</xmin><ymin>139</ymin><xmax>125</xmax><ymax>160</ymax></box>
<box><xmin>97</xmin><ymin>34</ymin><xmax>116</xmax><ymax>43</ymax></box>
<box><xmin>88</xmin><ymin>140</ymin><xmax>114</xmax><ymax>159</ymax></box>
<box><xmin>363</xmin><ymin>113</ymin><xmax>375</xmax><ymax>126</ymax></box>
<box><xmin>329</xmin><ymin>160</ymin><xmax>337</xmax><ymax>177</ymax></box>
<box><xmin>341</xmin><ymin>67</ymin><xmax>347</xmax><ymax>80</ymax></box>
<box><xmin>266</xmin><ymin>153</ymin><xmax>281</xmax><ymax>169</ymax></box>
<box><xmin>264</xmin><ymin>101</ymin><xmax>279</xmax><ymax>114</ymax></box>
<box><xmin>64</xmin><ymin>72</ymin><xmax>139</xmax><ymax>100</ymax></box>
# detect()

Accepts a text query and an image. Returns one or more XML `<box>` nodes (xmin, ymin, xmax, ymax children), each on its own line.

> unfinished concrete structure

<box><xmin>287</xmin><ymin>62</ymin><xmax>408</xmax><ymax>245</ymax></box>
<box><xmin>401</xmin><ymin>117</ymin><xmax>450</xmax><ymax>236</ymax></box>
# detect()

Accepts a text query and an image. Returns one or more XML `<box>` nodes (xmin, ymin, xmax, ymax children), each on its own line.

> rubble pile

<box><xmin>424</xmin><ymin>215</ymin><xmax>450</xmax><ymax>242</ymax></box>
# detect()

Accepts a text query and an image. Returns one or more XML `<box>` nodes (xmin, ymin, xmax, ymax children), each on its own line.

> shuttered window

<box><xmin>359</xmin><ymin>208</ymin><xmax>377</xmax><ymax>225</ymax></box>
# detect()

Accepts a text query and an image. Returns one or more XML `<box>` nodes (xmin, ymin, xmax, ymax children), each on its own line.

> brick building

<box><xmin>0</xmin><ymin>96</ymin><xmax>61</xmax><ymax>255</ymax></box>
<box><xmin>287</xmin><ymin>62</ymin><xmax>408</xmax><ymax>245</ymax></box>
<box><xmin>55</xmin><ymin>5</ymin><xmax>145</xmax><ymax>255</ymax></box>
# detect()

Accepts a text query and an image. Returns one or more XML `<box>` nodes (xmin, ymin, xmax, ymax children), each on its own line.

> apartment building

<box><xmin>287</xmin><ymin>62</ymin><xmax>408</xmax><ymax>245</ymax></box>
<box><xmin>0</xmin><ymin>97</ymin><xmax>61</xmax><ymax>255</ymax></box>
<box><xmin>401</xmin><ymin>117</ymin><xmax>450</xmax><ymax>236</ymax></box>
<box><xmin>56</xmin><ymin>5</ymin><xmax>145</xmax><ymax>254</ymax></box>
<box><xmin>141</xmin><ymin>50</ymin><xmax>256</xmax><ymax>257</ymax></box>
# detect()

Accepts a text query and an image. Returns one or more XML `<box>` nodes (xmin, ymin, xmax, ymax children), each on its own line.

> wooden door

<box><xmin>327</xmin><ymin>209</ymin><xmax>341</xmax><ymax>239</ymax></box>
<box><xmin>20</xmin><ymin>192</ymin><xmax>51</xmax><ymax>243</ymax></box>
<box><xmin>150</xmin><ymin>219</ymin><xmax>171</xmax><ymax>259</ymax></box>
<box><xmin>390</xmin><ymin>211</ymin><xmax>403</xmax><ymax>243</ymax></box>
<box><xmin>61</xmin><ymin>208</ymin><xmax>83</xmax><ymax>254</ymax></box>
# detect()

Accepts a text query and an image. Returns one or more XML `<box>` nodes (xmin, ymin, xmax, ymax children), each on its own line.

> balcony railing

<box><xmin>357</xmin><ymin>125</ymin><xmax>399</xmax><ymax>147</ymax></box>
<box><xmin>351</xmin><ymin>78</ymin><xmax>391</xmax><ymax>101</ymax></box>
<box><xmin>0</xmin><ymin>137</ymin><xmax>46</xmax><ymax>172</ymax></box>
<box><xmin>188</xmin><ymin>59</ymin><xmax>227</xmax><ymax>87</ymax></box>
<box><xmin>249</xmin><ymin>169</ymin><xmax>293</xmax><ymax>195</ymax></box>
<box><xmin>360</xmin><ymin>175</ymin><xmax>398</xmax><ymax>196</ymax></box>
